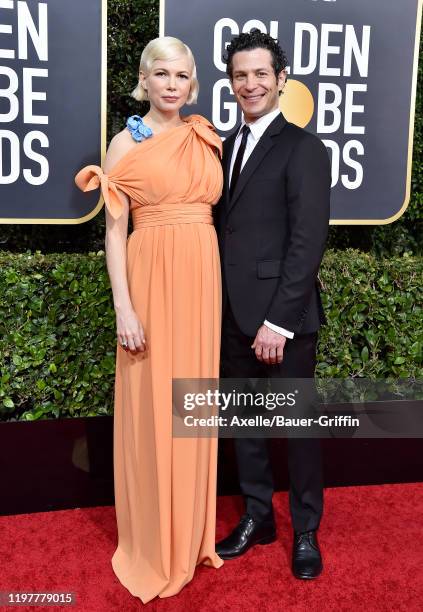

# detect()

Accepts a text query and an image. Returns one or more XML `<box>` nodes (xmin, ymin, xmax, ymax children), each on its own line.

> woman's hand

<box><xmin>116</xmin><ymin>308</ymin><xmax>147</xmax><ymax>353</ymax></box>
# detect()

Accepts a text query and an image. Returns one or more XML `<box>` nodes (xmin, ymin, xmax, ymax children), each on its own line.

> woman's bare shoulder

<box><xmin>103</xmin><ymin>128</ymin><xmax>137</xmax><ymax>173</ymax></box>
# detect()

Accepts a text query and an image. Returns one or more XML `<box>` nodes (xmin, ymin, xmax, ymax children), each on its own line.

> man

<box><xmin>215</xmin><ymin>30</ymin><xmax>331</xmax><ymax>579</ymax></box>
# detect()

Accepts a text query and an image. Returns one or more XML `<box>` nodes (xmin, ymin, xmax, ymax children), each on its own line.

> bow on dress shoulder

<box><xmin>74</xmin><ymin>165</ymin><xmax>126</xmax><ymax>220</ymax></box>
<box><xmin>186</xmin><ymin>115</ymin><xmax>223</xmax><ymax>158</ymax></box>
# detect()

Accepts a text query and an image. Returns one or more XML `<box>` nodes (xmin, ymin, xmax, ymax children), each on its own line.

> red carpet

<box><xmin>1</xmin><ymin>483</ymin><xmax>422</xmax><ymax>611</ymax></box>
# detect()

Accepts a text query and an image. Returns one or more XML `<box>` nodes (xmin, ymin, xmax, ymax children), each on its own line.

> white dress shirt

<box><xmin>229</xmin><ymin>108</ymin><xmax>294</xmax><ymax>340</ymax></box>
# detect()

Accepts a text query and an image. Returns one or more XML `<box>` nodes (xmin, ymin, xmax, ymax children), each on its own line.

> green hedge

<box><xmin>0</xmin><ymin>251</ymin><xmax>116</xmax><ymax>422</ymax></box>
<box><xmin>317</xmin><ymin>251</ymin><xmax>422</xmax><ymax>378</ymax></box>
<box><xmin>0</xmin><ymin>250</ymin><xmax>421</xmax><ymax>422</ymax></box>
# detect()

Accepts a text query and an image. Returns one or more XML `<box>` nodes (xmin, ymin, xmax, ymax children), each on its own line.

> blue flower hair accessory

<box><xmin>126</xmin><ymin>115</ymin><xmax>153</xmax><ymax>142</ymax></box>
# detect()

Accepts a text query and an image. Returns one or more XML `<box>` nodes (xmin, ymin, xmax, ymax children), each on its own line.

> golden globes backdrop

<box><xmin>0</xmin><ymin>0</ymin><xmax>106</xmax><ymax>224</ymax></box>
<box><xmin>161</xmin><ymin>0</ymin><xmax>422</xmax><ymax>223</ymax></box>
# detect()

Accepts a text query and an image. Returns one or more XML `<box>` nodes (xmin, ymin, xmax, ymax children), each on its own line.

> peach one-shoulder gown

<box><xmin>75</xmin><ymin>114</ymin><xmax>224</xmax><ymax>603</ymax></box>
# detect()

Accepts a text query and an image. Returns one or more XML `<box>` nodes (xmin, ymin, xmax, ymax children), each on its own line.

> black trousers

<box><xmin>220</xmin><ymin>303</ymin><xmax>323</xmax><ymax>533</ymax></box>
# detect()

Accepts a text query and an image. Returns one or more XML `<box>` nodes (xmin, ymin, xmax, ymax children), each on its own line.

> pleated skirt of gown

<box><xmin>111</xmin><ymin>220</ymin><xmax>223</xmax><ymax>603</ymax></box>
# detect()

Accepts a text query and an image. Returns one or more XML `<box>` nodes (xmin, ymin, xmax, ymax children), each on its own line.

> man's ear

<box><xmin>278</xmin><ymin>69</ymin><xmax>287</xmax><ymax>94</ymax></box>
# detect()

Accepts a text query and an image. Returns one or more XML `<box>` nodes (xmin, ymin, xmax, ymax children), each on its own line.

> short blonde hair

<box><xmin>131</xmin><ymin>36</ymin><xmax>199</xmax><ymax>105</ymax></box>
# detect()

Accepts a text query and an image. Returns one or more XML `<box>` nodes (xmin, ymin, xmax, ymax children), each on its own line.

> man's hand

<box><xmin>251</xmin><ymin>325</ymin><xmax>287</xmax><ymax>365</ymax></box>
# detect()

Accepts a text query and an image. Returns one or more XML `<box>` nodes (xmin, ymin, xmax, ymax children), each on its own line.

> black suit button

<box><xmin>226</xmin><ymin>226</ymin><xmax>234</xmax><ymax>234</ymax></box>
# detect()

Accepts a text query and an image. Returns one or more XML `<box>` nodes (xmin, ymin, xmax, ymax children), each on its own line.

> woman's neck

<box><xmin>142</xmin><ymin>107</ymin><xmax>185</xmax><ymax>134</ymax></box>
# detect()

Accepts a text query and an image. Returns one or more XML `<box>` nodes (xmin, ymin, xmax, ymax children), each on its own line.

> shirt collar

<box><xmin>237</xmin><ymin>108</ymin><xmax>281</xmax><ymax>142</ymax></box>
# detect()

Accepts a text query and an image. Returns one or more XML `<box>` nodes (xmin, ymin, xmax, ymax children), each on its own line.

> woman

<box><xmin>75</xmin><ymin>37</ymin><xmax>223</xmax><ymax>602</ymax></box>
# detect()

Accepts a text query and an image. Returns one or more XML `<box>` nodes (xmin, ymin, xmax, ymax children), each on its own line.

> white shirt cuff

<box><xmin>263</xmin><ymin>319</ymin><xmax>294</xmax><ymax>339</ymax></box>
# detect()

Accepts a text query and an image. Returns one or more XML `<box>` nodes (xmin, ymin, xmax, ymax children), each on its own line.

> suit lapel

<box><xmin>228</xmin><ymin>113</ymin><xmax>287</xmax><ymax>214</ymax></box>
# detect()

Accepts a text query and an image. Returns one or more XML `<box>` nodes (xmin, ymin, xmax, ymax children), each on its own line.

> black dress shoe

<box><xmin>216</xmin><ymin>514</ymin><xmax>276</xmax><ymax>560</ymax></box>
<box><xmin>292</xmin><ymin>529</ymin><xmax>323</xmax><ymax>579</ymax></box>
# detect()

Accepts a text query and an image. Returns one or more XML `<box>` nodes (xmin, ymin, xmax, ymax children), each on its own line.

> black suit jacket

<box><xmin>214</xmin><ymin>112</ymin><xmax>331</xmax><ymax>338</ymax></box>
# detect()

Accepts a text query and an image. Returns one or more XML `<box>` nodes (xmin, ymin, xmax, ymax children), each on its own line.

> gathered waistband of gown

<box><xmin>131</xmin><ymin>202</ymin><xmax>213</xmax><ymax>229</ymax></box>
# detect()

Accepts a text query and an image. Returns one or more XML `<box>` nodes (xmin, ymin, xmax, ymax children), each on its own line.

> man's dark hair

<box><xmin>223</xmin><ymin>28</ymin><xmax>288</xmax><ymax>82</ymax></box>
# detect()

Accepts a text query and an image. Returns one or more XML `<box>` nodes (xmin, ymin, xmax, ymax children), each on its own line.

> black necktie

<box><xmin>230</xmin><ymin>125</ymin><xmax>250</xmax><ymax>198</ymax></box>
